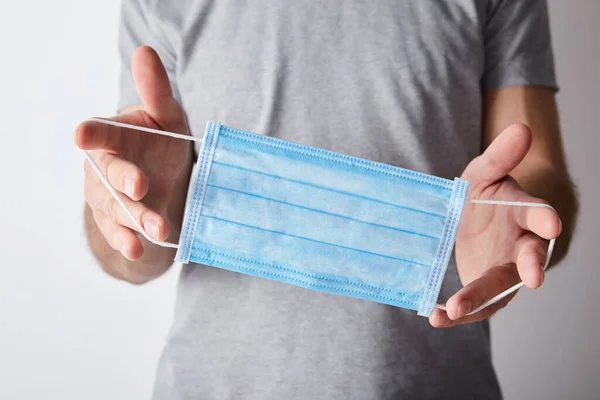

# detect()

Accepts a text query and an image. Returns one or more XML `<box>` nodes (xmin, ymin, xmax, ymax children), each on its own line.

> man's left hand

<box><xmin>430</xmin><ymin>124</ymin><xmax>562</xmax><ymax>327</ymax></box>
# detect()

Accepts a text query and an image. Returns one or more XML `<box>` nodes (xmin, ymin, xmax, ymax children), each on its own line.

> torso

<box><xmin>149</xmin><ymin>1</ymin><xmax>500</xmax><ymax>398</ymax></box>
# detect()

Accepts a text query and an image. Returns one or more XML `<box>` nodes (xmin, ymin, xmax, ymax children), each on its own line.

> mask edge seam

<box><xmin>189</xmin><ymin>247</ymin><xmax>422</xmax><ymax>309</ymax></box>
<box><xmin>219</xmin><ymin>126</ymin><xmax>453</xmax><ymax>190</ymax></box>
<box><xmin>417</xmin><ymin>178</ymin><xmax>470</xmax><ymax>316</ymax></box>
<box><xmin>175</xmin><ymin>121</ymin><xmax>221</xmax><ymax>263</ymax></box>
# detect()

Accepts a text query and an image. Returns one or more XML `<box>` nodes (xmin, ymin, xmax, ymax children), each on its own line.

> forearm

<box><xmin>483</xmin><ymin>86</ymin><xmax>579</xmax><ymax>267</ymax></box>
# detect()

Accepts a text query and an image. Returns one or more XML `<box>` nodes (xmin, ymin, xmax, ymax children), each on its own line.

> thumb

<box><xmin>462</xmin><ymin>123</ymin><xmax>532</xmax><ymax>185</ymax></box>
<box><xmin>131</xmin><ymin>45</ymin><xmax>183</xmax><ymax>127</ymax></box>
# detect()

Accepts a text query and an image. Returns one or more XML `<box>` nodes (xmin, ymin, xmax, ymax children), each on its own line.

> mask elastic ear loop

<box><xmin>82</xmin><ymin>118</ymin><xmax>204</xmax><ymax>249</ymax></box>
<box><xmin>434</xmin><ymin>199</ymin><xmax>557</xmax><ymax>316</ymax></box>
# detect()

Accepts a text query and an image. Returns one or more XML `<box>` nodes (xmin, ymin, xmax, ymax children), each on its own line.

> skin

<box><xmin>430</xmin><ymin>87</ymin><xmax>578</xmax><ymax>327</ymax></box>
<box><xmin>76</xmin><ymin>46</ymin><xmax>193</xmax><ymax>284</ymax></box>
<box><xmin>75</xmin><ymin>46</ymin><xmax>578</xmax><ymax>326</ymax></box>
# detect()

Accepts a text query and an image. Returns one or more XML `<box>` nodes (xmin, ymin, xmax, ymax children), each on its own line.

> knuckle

<box><xmin>534</xmin><ymin>241</ymin><xmax>548</xmax><ymax>258</ymax></box>
<box><xmin>103</xmin><ymin>154</ymin><xmax>117</xmax><ymax>177</ymax></box>
<box><xmin>95</xmin><ymin>151</ymin><xmax>116</xmax><ymax>177</ymax></box>
<box><xmin>107</xmin><ymin>197</ymin><xmax>118</xmax><ymax>223</ymax></box>
<box><xmin>523</xmin><ymin>235</ymin><xmax>546</xmax><ymax>258</ymax></box>
<box><xmin>138</xmin><ymin>207</ymin><xmax>151</xmax><ymax>223</ymax></box>
<box><xmin>138</xmin><ymin>208</ymin><xmax>158</xmax><ymax>229</ymax></box>
<box><xmin>526</xmin><ymin>238</ymin><xmax>544</xmax><ymax>256</ymax></box>
<box><xmin>516</xmin><ymin>235</ymin><xmax>542</xmax><ymax>259</ymax></box>
<box><xmin>93</xmin><ymin>150</ymin><xmax>107</xmax><ymax>164</ymax></box>
<box><xmin>484</xmin><ymin>152</ymin><xmax>501</xmax><ymax>173</ymax></box>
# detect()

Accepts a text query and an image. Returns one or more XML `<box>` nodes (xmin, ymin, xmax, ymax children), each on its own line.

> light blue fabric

<box><xmin>176</xmin><ymin>122</ymin><xmax>470</xmax><ymax>316</ymax></box>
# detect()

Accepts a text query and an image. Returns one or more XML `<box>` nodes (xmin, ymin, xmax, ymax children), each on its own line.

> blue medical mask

<box><xmin>84</xmin><ymin>119</ymin><xmax>555</xmax><ymax>317</ymax></box>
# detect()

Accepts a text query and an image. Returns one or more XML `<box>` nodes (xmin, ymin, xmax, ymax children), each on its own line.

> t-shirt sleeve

<box><xmin>117</xmin><ymin>0</ymin><xmax>180</xmax><ymax>112</ymax></box>
<box><xmin>482</xmin><ymin>0</ymin><xmax>558</xmax><ymax>91</ymax></box>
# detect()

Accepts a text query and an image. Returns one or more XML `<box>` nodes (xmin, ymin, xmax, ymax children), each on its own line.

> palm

<box><xmin>455</xmin><ymin>177</ymin><xmax>527</xmax><ymax>286</ymax></box>
<box><xmin>113</xmin><ymin>110</ymin><xmax>191</xmax><ymax>208</ymax></box>
<box><xmin>428</xmin><ymin>124</ymin><xmax>561</xmax><ymax>326</ymax></box>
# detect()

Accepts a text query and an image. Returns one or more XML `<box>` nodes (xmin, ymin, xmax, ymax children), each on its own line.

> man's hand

<box><xmin>75</xmin><ymin>46</ymin><xmax>193</xmax><ymax>283</ymax></box>
<box><xmin>430</xmin><ymin>124</ymin><xmax>562</xmax><ymax>327</ymax></box>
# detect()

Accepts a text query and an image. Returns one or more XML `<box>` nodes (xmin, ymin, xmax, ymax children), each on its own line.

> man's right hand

<box><xmin>75</xmin><ymin>46</ymin><xmax>193</xmax><ymax>283</ymax></box>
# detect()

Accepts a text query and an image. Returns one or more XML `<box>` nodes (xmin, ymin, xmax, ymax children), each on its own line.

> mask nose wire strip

<box><xmin>82</xmin><ymin>118</ymin><xmax>204</xmax><ymax>249</ymax></box>
<box><xmin>434</xmin><ymin>200</ymin><xmax>557</xmax><ymax>316</ymax></box>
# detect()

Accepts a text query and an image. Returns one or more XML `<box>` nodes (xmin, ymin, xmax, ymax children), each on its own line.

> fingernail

<box><xmin>558</xmin><ymin>218</ymin><xmax>563</xmax><ymax>234</ymax></box>
<box><xmin>121</xmin><ymin>244</ymin><xmax>131</xmax><ymax>260</ymax></box>
<box><xmin>540</xmin><ymin>266</ymin><xmax>545</xmax><ymax>286</ymax></box>
<box><xmin>435</xmin><ymin>314</ymin><xmax>452</xmax><ymax>327</ymax></box>
<box><xmin>457</xmin><ymin>300</ymin><xmax>472</xmax><ymax>318</ymax></box>
<box><xmin>144</xmin><ymin>219</ymin><xmax>159</xmax><ymax>240</ymax></box>
<box><xmin>124</xmin><ymin>175</ymin><xmax>134</xmax><ymax>197</ymax></box>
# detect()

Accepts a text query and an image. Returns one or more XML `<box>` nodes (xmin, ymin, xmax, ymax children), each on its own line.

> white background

<box><xmin>0</xmin><ymin>1</ymin><xmax>597</xmax><ymax>399</ymax></box>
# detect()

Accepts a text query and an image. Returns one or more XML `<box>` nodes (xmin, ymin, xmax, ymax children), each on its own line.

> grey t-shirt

<box><xmin>117</xmin><ymin>1</ymin><xmax>557</xmax><ymax>398</ymax></box>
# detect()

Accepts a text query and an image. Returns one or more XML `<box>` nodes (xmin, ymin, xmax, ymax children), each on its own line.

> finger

<box><xmin>462</xmin><ymin>124</ymin><xmax>532</xmax><ymax>184</ymax></box>
<box><xmin>513</xmin><ymin>199</ymin><xmax>562</xmax><ymax>240</ymax></box>
<box><xmin>74</xmin><ymin>113</ymin><xmax>142</xmax><ymax>152</ymax></box>
<box><xmin>93</xmin><ymin>209</ymin><xmax>144</xmax><ymax>261</ymax></box>
<box><xmin>514</xmin><ymin>233</ymin><xmax>547</xmax><ymax>289</ymax></box>
<box><xmin>131</xmin><ymin>46</ymin><xmax>184</xmax><ymax>127</ymax></box>
<box><xmin>75</xmin><ymin>118</ymin><xmax>123</xmax><ymax>151</ymax></box>
<box><xmin>444</xmin><ymin>264</ymin><xmax>520</xmax><ymax>321</ymax></box>
<box><xmin>86</xmin><ymin>152</ymin><xmax>149</xmax><ymax>201</ymax></box>
<box><xmin>84</xmin><ymin>174</ymin><xmax>169</xmax><ymax>241</ymax></box>
<box><xmin>429</xmin><ymin>291</ymin><xmax>516</xmax><ymax>328</ymax></box>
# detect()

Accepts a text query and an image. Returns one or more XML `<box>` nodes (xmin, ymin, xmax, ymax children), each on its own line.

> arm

<box><xmin>482</xmin><ymin>85</ymin><xmax>579</xmax><ymax>266</ymax></box>
<box><xmin>80</xmin><ymin>0</ymin><xmax>191</xmax><ymax>283</ymax></box>
<box><xmin>429</xmin><ymin>86</ymin><xmax>578</xmax><ymax>327</ymax></box>
<box><xmin>427</xmin><ymin>0</ymin><xmax>576</xmax><ymax>327</ymax></box>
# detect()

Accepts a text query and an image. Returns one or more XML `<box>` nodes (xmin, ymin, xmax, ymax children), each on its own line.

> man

<box><xmin>75</xmin><ymin>0</ymin><xmax>578</xmax><ymax>398</ymax></box>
